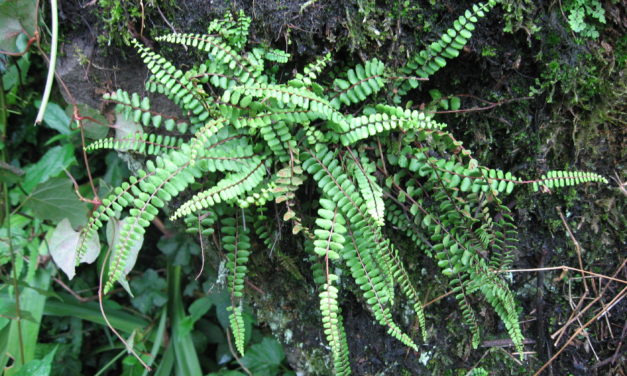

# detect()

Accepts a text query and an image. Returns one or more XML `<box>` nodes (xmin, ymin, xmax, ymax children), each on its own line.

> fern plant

<box><xmin>76</xmin><ymin>2</ymin><xmax>607</xmax><ymax>374</ymax></box>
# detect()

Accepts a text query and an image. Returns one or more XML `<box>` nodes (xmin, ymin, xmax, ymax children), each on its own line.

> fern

<box><xmin>79</xmin><ymin>5</ymin><xmax>608</xmax><ymax>374</ymax></box>
<box><xmin>221</xmin><ymin>209</ymin><xmax>251</xmax><ymax>355</ymax></box>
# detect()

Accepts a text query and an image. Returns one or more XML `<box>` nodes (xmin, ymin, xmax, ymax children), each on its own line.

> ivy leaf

<box><xmin>23</xmin><ymin>177</ymin><xmax>88</xmax><ymax>227</ymax></box>
<box><xmin>75</xmin><ymin>104</ymin><xmax>109</xmax><ymax>140</ymax></box>
<box><xmin>130</xmin><ymin>269</ymin><xmax>167</xmax><ymax>314</ymax></box>
<box><xmin>49</xmin><ymin>218</ymin><xmax>100</xmax><ymax>280</ymax></box>
<box><xmin>22</xmin><ymin>144</ymin><xmax>76</xmax><ymax>193</ymax></box>
<box><xmin>35</xmin><ymin>101</ymin><xmax>71</xmax><ymax>135</ymax></box>
<box><xmin>240</xmin><ymin>337</ymin><xmax>285</xmax><ymax>376</ymax></box>
<box><xmin>0</xmin><ymin>0</ymin><xmax>37</xmax><ymax>54</ymax></box>
<box><xmin>157</xmin><ymin>233</ymin><xmax>199</xmax><ymax>266</ymax></box>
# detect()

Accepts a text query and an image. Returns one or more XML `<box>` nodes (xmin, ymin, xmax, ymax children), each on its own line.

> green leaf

<box><xmin>428</xmin><ymin>89</ymin><xmax>442</xmax><ymax>101</ymax></box>
<box><xmin>450</xmin><ymin>96</ymin><xmax>461</xmax><ymax>111</ymax></box>
<box><xmin>157</xmin><ymin>233</ymin><xmax>200</xmax><ymax>266</ymax></box>
<box><xmin>12</xmin><ymin>346</ymin><xmax>57</xmax><ymax>376</ymax></box>
<box><xmin>0</xmin><ymin>0</ymin><xmax>37</xmax><ymax>54</ymax></box>
<box><xmin>107</xmin><ymin>217</ymin><xmax>145</xmax><ymax>295</ymax></box>
<box><xmin>22</xmin><ymin>144</ymin><xmax>76</xmax><ymax>193</ymax></box>
<box><xmin>76</xmin><ymin>104</ymin><xmax>109</xmax><ymax>140</ymax></box>
<box><xmin>36</xmin><ymin>101</ymin><xmax>71</xmax><ymax>135</ymax></box>
<box><xmin>22</xmin><ymin>177</ymin><xmax>88</xmax><ymax>227</ymax></box>
<box><xmin>240</xmin><ymin>337</ymin><xmax>285</xmax><ymax>376</ymax></box>
<box><xmin>49</xmin><ymin>218</ymin><xmax>100</xmax><ymax>280</ymax></box>
<box><xmin>0</xmin><ymin>161</ymin><xmax>24</xmax><ymax>185</ymax></box>
<box><xmin>130</xmin><ymin>269</ymin><xmax>167</xmax><ymax>314</ymax></box>
<box><xmin>188</xmin><ymin>296</ymin><xmax>214</xmax><ymax>323</ymax></box>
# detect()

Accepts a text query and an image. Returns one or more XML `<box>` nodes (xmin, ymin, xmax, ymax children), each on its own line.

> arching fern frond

<box><xmin>170</xmin><ymin>157</ymin><xmax>267</xmax><ymax>220</ymax></box>
<box><xmin>155</xmin><ymin>32</ymin><xmax>263</xmax><ymax>79</ymax></box>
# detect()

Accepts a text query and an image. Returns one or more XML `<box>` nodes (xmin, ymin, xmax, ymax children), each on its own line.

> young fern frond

<box><xmin>207</xmin><ymin>10</ymin><xmax>251</xmax><ymax>51</ymax></box>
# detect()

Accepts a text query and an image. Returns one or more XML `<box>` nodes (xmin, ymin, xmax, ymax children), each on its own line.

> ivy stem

<box><xmin>34</xmin><ymin>0</ymin><xmax>58</xmax><ymax>124</ymax></box>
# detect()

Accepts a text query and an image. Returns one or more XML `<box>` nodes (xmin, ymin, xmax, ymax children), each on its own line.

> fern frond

<box><xmin>340</xmin><ymin>108</ymin><xmax>443</xmax><ymax>145</ymax></box>
<box><xmin>397</xmin><ymin>0</ymin><xmax>497</xmax><ymax>97</ymax></box>
<box><xmin>132</xmin><ymin>40</ymin><xmax>210</xmax><ymax>128</ymax></box>
<box><xmin>76</xmin><ymin>176</ymin><xmax>152</xmax><ymax>263</ymax></box>
<box><xmin>257</xmin><ymin>120</ymin><xmax>297</xmax><ymax>163</ymax></box>
<box><xmin>85</xmin><ymin>132</ymin><xmax>184</xmax><ymax>155</ymax></box>
<box><xmin>383</xmin><ymin>243</ymin><xmax>428</xmax><ymax>342</ymax></box>
<box><xmin>291</xmin><ymin>52</ymin><xmax>332</xmax><ymax>87</ymax></box>
<box><xmin>310</xmin><ymin>244</ymin><xmax>351</xmax><ymax>375</ymax></box>
<box><xmin>531</xmin><ymin>170</ymin><xmax>608</xmax><ymax>192</ymax></box>
<box><xmin>329</xmin><ymin>58</ymin><xmax>386</xmax><ymax>108</ymax></box>
<box><xmin>343</xmin><ymin>223</ymin><xmax>418</xmax><ymax>350</ymax></box>
<box><xmin>346</xmin><ymin>152</ymin><xmax>385</xmax><ymax>226</ymax></box>
<box><xmin>225</xmin><ymin>84</ymin><xmax>349</xmax><ymax>132</ymax></box>
<box><xmin>222</xmin><ymin>210</ymin><xmax>252</xmax><ymax>355</ymax></box>
<box><xmin>261</xmin><ymin>47</ymin><xmax>290</xmax><ymax>63</ymax></box>
<box><xmin>103</xmin><ymin>90</ymin><xmax>190</xmax><ymax>133</ymax></box>
<box><xmin>227</xmin><ymin>306</ymin><xmax>246</xmax><ymax>355</ymax></box>
<box><xmin>105</xmin><ymin>146</ymin><xmax>202</xmax><ymax>293</ymax></box>
<box><xmin>155</xmin><ymin>33</ymin><xmax>262</xmax><ymax>79</ymax></box>
<box><xmin>170</xmin><ymin>157</ymin><xmax>267</xmax><ymax>220</ymax></box>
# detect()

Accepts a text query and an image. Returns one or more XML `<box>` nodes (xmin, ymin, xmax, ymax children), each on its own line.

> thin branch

<box><xmin>556</xmin><ymin>206</ymin><xmax>588</xmax><ymax>292</ymax></box>
<box><xmin>533</xmin><ymin>286</ymin><xmax>627</xmax><ymax>376</ymax></box>
<box><xmin>500</xmin><ymin>265</ymin><xmax>627</xmax><ymax>285</ymax></box>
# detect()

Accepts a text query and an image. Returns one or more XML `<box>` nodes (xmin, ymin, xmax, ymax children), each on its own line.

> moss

<box><xmin>94</xmin><ymin>0</ymin><xmax>179</xmax><ymax>49</ymax></box>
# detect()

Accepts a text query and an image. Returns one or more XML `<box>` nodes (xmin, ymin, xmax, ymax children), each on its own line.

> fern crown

<box><xmin>78</xmin><ymin>3</ymin><xmax>607</xmax><ymax>374</ymax></box>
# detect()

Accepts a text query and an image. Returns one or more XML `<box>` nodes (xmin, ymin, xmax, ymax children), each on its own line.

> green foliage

<box><xmin>564</xmin><ymin>0</ymin><xmax>606</xmax><ymax>39</ymax></box>
<box><xmin>75</xmin><ymin>5</ymin><xmax>607</xmax><ymax>375</ymax></box>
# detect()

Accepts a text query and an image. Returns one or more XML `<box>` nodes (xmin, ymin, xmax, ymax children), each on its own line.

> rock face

<box><xmin>57</xmin><ymin>1</ymin><xmax>625</xmax><ymax>374</ymax></box>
